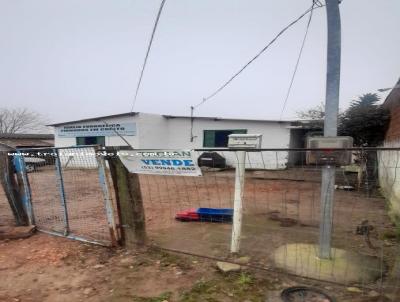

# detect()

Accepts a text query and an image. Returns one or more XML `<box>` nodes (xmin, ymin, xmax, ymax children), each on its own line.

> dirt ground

<box><xmin>0</xmin><ymin>232</ymin><xmax>393</xmax><ymax>302</ymax></box>
<box><xmin>138</xmin><ymin>169</ymin><xmax>398</xmax><ymax>284</ymax></box>
<box><xmin>1</xmin><ymin>167</ymin><xmax>400</xmax><ymax>300</ymax></box>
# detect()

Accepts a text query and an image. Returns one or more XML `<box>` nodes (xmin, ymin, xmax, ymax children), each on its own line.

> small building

<box><xmin>0</xmin><ymin>133</ymin><xmax>54</xmax><ymax>149</ymax></box>
<box><xmin>48</xmin><ymin>112</ymin><xmax>316</xmax><ymax>169</ymax></box>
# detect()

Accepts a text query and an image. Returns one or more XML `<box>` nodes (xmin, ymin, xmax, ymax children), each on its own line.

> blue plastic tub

<box><xmin>196</xmin><ymin>208</ymin><xmax>233</xmax><ymax>223</ymax></box>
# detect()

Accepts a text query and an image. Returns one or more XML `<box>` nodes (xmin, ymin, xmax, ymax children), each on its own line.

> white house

<box><xmin>49</xmin><ymin>112</ymin><xmax>314</xmax><ymax>169</ymax></box>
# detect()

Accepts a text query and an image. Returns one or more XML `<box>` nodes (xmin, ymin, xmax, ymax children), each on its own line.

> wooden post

<box><xmin>96</xmin><ymin>149</ymin><xmax>119</xmax><ymax>246</ymax></box>
<box><xmin>0</xmin><ymin>150</ymin><xmax>29</xmax><ymax>226</ymax></box>
<box><xmin>107</xmin><ymin>149</ymin><xmax>146</xmax><ymax>248</ymax></box>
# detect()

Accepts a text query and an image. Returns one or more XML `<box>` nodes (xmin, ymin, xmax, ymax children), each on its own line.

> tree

<box><xmin>0</xmin><ymin>108</ymin><xmax>49</xmax><ymax>134</ymax></box>
<box><xmin>299</xmin><ymin>94</ymin><xmax>390</xmax><ymax>193</ymax></box>
<box><xmin>339</xmin><ymin>93</ymin><xmax>390</xmax><ymax>194</ymax></box>
<box><xmin>338</xmin><ymin>93</ymin><xmax>390</xmax><ymax>146</ymax></box>
<box><xmin>296</xmin><ymin>103</ymin><xmax>325</xmax><ymax>129</ymax></box>
<box><xmin>298</xmin><ymin>94</ymin><xmax>390</xmax><ymax>145</ymax></box>
<box><xmin>297</xmin><ymin>102</ymin><xmax>325</xmax><ymax>120</ymax></box>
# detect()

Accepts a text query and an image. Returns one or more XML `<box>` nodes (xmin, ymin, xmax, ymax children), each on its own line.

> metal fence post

<box><xmin>54</xmin><ymin>148</ymin><xmax>69</xmax><ymax>236</ymax></box>
<box><xmin>319</xmin><ymin>165</ymin><xmax>335</xmax><ymax>258</ymax></box>
<box><xmin>231</xmin><ymin>150</ymin><xmax>246</xmax><ymax>253</ymax></box>
<box><xmin>0</xmin><ymin>149</ymin><xmax>29</xmax><ymax>226</ymax></box>
<box><xmin>319</xmin><ymin>0</ymin><xmax>341</xmax><ymax>259</ymax></box>
<box><xmin>96</xmin><ymin>151</ymin><xmax>119</xmax><ymax>246</ymax></box>
<box><xmin>14</xmin><ymin>152</ymin><xmax>34</xmax><ymax>225</ymax></box>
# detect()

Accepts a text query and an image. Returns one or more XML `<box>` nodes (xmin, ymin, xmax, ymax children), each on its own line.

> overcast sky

<box><xmin>0</xmin><ymin>0</ymin><xmax>399</xmax><ymax>124</ymax></box>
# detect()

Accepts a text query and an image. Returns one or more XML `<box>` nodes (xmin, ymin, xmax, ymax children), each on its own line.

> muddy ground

<box><xmin>0</xmin><ymin>232</ymin><xmax>394</xmax><ymax>302</ymax></box>
<box><xmin>1</xmin><ymin>167</ymin><xmax>400</xmax><ymax>300</ymax></box>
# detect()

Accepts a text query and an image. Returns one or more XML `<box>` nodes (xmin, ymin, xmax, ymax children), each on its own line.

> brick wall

<box><xmin>386</xmin><ymin>106</ymin><xmax>400</xmax><ymax>141</ymax></box>
<box><xmin>384</xmin><ymin>80</ymin><xmax>400</xmax><ymax>142</ymax></box>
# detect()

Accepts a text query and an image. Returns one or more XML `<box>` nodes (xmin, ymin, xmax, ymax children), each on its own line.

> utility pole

<box><xmin>319</xmin><ymin>0</ymin><xmax>341</xmax><ymax>259</ymax></box>
<box><xmin>230</xmin><ymin>150</ymin><xmax>246</xmax><ymax>253</ymax></box>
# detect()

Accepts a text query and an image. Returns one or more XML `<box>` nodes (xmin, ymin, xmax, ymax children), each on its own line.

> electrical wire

<box><xmin>279</xmin><ymin>1</ymin><xmax>316</xmax><ymax>120</ymax></box>
<box><xmin>194</xmin><ymin>2</ymin><xmax>325</xmax><ymax>109</ymax></box>
<box><xmin>96</xmin><ymin>118</ymin><xmax>135</xmax><ymax>149</ymax></box>
<box><xmin>130</xmin><ymin>0</ymin><xmax>167</xmax><ymax>112</ymax></box>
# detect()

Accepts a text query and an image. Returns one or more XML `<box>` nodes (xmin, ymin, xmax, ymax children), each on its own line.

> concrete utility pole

<box><xmin>319</xmin><ymin>0</ymin><xmax>341</xmax><ymax>259</ymax></box>
<box><xmin>230</xmin><ymin>150</ymin><xmax>246</xmax><ymax>253</ymax></box>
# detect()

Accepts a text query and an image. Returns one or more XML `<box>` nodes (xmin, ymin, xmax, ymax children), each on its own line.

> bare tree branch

<box><xmin>0</xmin><ymin>108</ymin><xmax>50</xmax><ymax>134</ymax></box>
<box><xmin>296</xmin><ymin>103</ymin><xmax>325</xmax><ymax>120</ymax></box>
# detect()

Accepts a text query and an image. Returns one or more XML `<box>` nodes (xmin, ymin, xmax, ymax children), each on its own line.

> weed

<box><xmin>180</xmin><ymin>271</ymin><xmax>277</xmax><ymax>302</ymax></box>
<box><xmin>132</xmin><ymin>291</ymin><xmax>172</xmax><ymax>302</ymax></box>
<box><xmin>236</xmin><ymin>272</ymin><xmax>253</xmax><ymax>288</ymax></box>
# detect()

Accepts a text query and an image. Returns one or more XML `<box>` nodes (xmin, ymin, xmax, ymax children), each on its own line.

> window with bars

<box><xmin>76</xmin><ymin>136</ymin><xmax>105</xmax><ymax>147</ymax></box>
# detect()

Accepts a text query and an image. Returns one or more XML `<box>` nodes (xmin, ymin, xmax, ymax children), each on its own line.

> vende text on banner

<box><xmin>119</xmin><ymin>150</ymin><xmax>202</xmax><ymax>177</ymax></box>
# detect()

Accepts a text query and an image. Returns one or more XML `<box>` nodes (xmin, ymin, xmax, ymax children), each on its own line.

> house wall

<box><xmin>58</xmin><ymin>146</ymin><xmax>99</xmax><ymax>169</ymax></box>
<box><xmin>379</xmin><ymin>82</ymin><xmax>400</xmax><ymax>223</ymax></box>
<box><xmin>54</xmin><ymin>114</ymin><xmax>141</xmax><ymax>148</ymax></box>
<box><xmin>164</xmin><ymin>117</ymin><xmax>291</xmax><ymax>168</ymax></box>
<box><xmin>379</xmin><ymin>141</ymin><xmax>400</xmax><ymax>223</ymax></box>
<box><xmin>53</xmin><ymin>113</ymin><xmax>292</xmax><ymax>169</ymax></box>
<box><xmin>385</xmin><ymin>106</ymin><xmax>400</xmax><ymax>141</ymax></box>
<box><xmin>54</xmin><ymin>114</ymin><xmax>140</xmax><ymax>168</ymax></box>
<box><xmin>137</xmin><ymin>113</ymin><xmax>169</xmax><ymax>148</ymax></box>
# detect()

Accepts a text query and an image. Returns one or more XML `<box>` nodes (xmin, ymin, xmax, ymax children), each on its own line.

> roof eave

<box><xmin>47</xmin><ymin>112</ymin><xmax>139</xmax><ymax>127</ymax></box>
<box><xmin>162</xmin><ymin>115</ymin><xmax>294</xmax><ymax>123</ymax></box>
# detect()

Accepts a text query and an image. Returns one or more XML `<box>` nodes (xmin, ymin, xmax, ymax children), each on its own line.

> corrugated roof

<box><xmin>0</xmin><ymin>133</ymin><xmax>54</xmax><ymax>139</ymax></box>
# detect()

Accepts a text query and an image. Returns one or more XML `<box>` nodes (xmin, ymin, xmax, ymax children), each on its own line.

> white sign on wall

<box><xmin>119</xmin><ymin>150</ymin><xmax>202</xmax><ymax>177</ymax></box>
<box><xmin>57</xmin><ymin>123</ymin><xmax>136</xmax><ymax>137</ymax></box>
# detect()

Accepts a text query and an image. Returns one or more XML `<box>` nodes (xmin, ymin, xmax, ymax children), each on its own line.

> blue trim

<box><xmin>12</xmin><ymin>154</ymin><xmax>23</xmax><ymax>172</ymax></box>
<box><xmin>15</xmin><ymin>151</ymin><xmax>34</xmax><ymax>225</ymax></box>
<box><xmin>54</xmin><ymin>148</ymin><xmax>70</xmax><ymax>235</ymax></box>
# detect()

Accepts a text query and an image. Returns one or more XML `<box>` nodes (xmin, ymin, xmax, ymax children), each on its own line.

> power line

<box><xmin>130</xmin><ymin>0</ymin><xmax>167</xmax><ymax>112</ymax></box>
<box><xmin>194</xmin><ymin>2</ymin><xmax>325</xmax><ymax>109</ymax></box>
<box><xmin>96</xmin><ymin>118</ymin><xmax>134</xmax><ymax>149</ymax></box>
<box><xmin>279</xmin><ymin>1</ymin><xmax>316</xmax><ymax>120</ymax></box>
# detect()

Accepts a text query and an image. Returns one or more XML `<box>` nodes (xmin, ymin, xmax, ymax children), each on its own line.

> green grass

<box><xmin>132</xmin><ymin>292</ymin><xmax>172</xmax><ymax>302</ymax></box>
<box><xmin>236</xmin><ymin>272</ymin><xmax>253</xmax><ymax>288</ymax></box>
<box><xmin>179</xmin><ymin>272</ymin><xmax>278</xmax><ymax>302</ymax></box>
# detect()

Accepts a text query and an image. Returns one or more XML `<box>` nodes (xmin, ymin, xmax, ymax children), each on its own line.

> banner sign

<box><xmin>119</xmin><ymin>150</ymin><xmax>202</xmax><ymax>177</ymax></box>
<box><xmin>57</xmin><ymin>122</ymin><xmax>136</xmax><ymax>137</ymax></box>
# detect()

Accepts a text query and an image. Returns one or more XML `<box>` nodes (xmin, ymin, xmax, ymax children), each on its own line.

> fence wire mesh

<box><xmin>1</xmin><ymin>146</ymin><xmax>400</xmax><ymax>296</ymax></box>
<box><xmin>18</xmin><ymin>146</ymin><xmax>116</xmax><ymax>245</ymax></box>
<box><xmin>136</xmin><ymin>148</ymin><xmax>400</xmax><ymax>295</ymax></box>
<box><xmin>24</xmin><ymin>148</ymin><xmax>65</xmax><ymax>234</ymax></box>
<box><xmin>0</xmin><ymin>179</ymin><xmax>16</xmax><ymax>226</ymax></box>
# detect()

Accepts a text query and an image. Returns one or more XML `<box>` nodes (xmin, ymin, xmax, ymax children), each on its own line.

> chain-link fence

<box><xmin>16</xmin><ymin>146</ymin><xmax>117</xmax><ymax>245</ymax></box>
<box><xmin>136</xmin><ymin>148</ymin><xmax>400</xmax><ymax>295</ymax></box>
<box><xmin>0</xmin><ymin>182</ymin><xmax>15</xmax><ymax>226</ymax></box>
<box><xmin>1</xmin><ymin>146</ymin><xmax>400</xmax><ymax>295</ymax></box>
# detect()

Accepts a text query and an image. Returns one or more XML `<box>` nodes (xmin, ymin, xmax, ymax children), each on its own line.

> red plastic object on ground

<box><xmin>175</xmin><ymin>208</ymin><xmax>199</xmax><ymax>221</ymax></box>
